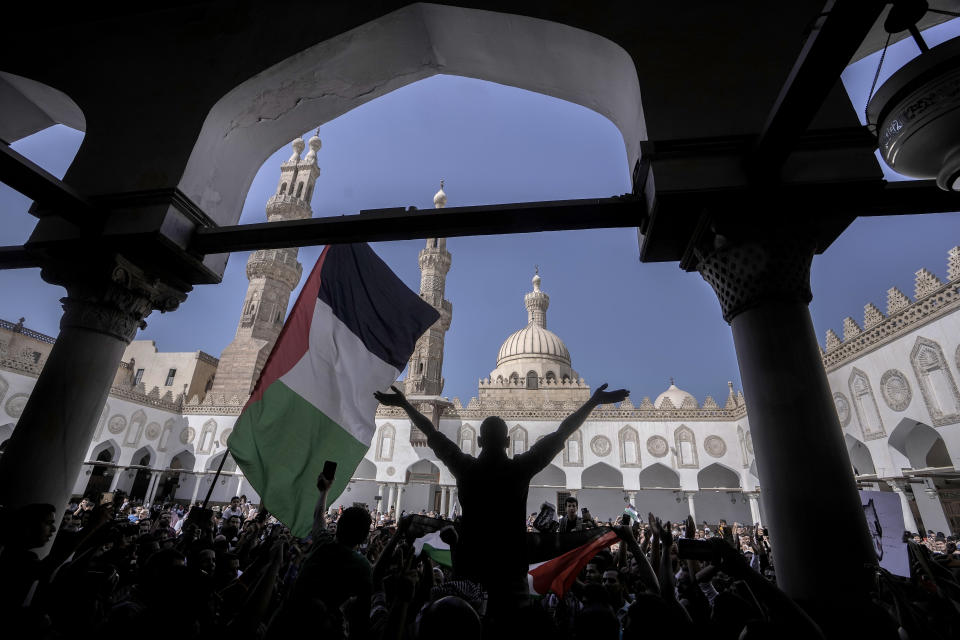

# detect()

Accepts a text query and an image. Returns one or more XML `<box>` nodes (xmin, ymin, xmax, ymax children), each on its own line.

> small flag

<box><xmin>228</xmin><ymin>244</ymin><xmax>439</xmax><ymax>538</ymax></box>
<box><xmin>624</xmin><ymin>505</ymin><xmax>639</xmax><ymax>521</ymax></box>
<box><xmin>527</xmin><ymin>529</ymin><xmax>618</xmax><ymax>596</ymax></box>
<box><xmin>412</xmin><ymin>529</ymin><xmax>454</xmax><ymax>567</ymax></box>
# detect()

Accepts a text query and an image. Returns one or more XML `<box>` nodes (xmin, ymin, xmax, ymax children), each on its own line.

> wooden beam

<box><xmin>0</xmin><ymin>142</ymin><xmax>99</xmax><ymax>227</ymax></box>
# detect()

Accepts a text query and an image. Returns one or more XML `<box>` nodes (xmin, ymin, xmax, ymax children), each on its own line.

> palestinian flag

<box><xmin>412</xmin><ymin>529</ymin><xmax>454</xmax><ymax>567</ymax></box>
<box><xmin>527</xmin><ymin>529</ymin><xmax>618</xmax><ymax>597</ymax></box>
<box><xmin>228</xmin><ymin>244</ymin><xmax>439</xmax><ymax>538</ymax></box>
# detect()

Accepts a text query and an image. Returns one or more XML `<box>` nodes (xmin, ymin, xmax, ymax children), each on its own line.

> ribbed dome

<box><xmin>497</xmin><ymin>322</ymin><xmax>571</xmax><ymax>366</ymax></box>
<box><xmin>655</xmin><ymin>380</ymin><xmax>697</xmax><ymax>409</ymax></box>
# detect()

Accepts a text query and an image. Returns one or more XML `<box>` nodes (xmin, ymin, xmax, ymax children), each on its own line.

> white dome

<box><xmin>655</xmin><ymin>381</ymin><xmax>697</xmax><ymax>409</ymax></box>
<box><xmin>497</xmin><ymin>322</ymin><xmax>571</xmax><ymax>366</ymax></box>
<box><xmin>433</xmin><ymin>180</ymin><xmax>447</xmax><ymax>208</ymax></box>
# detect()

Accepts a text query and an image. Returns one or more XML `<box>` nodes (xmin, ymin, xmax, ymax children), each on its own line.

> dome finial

<box><xmin>532</xmin><ymin>266</ymin><xmax>541</xmax><ymax>292</ymax></box>
<box><xmin>304</xmin><ymin>131</ymin><xmax>321</xmax><ymax>165</ymax></box>
<box><xmin>288</xmin><ymin>137</ymin><xmax>305</xmax><ymax>162</ymax></box>
<box><xmin>670</xmin><ymin>376</ymin><xmax>675</xmax><ymax>386</ymax></box>
<box><xmin>433</xmin><ymin>180</ymin><xmax>447</xmax><ymax>208</ymax></box>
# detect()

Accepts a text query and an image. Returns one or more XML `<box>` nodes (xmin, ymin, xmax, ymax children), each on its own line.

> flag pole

<box><xmin>201</xmin><ymin>451</ymin><xmax>230</xmax><ymax>509</ymax></box>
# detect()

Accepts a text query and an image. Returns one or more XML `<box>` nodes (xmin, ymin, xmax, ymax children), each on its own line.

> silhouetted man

<box><xmin>375</xmin><ymin>382</ymin><xmax>628</xmax><ymax>612</ymax></box>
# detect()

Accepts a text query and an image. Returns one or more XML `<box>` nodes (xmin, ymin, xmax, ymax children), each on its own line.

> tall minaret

<box><xmin>404</xmin><ymin>182</ymin><xmax>453</xmax><ymax>396</ymax></box>
<box><xmin>210</xmin><ymin>135</ymin><xmax>320</xmax><ymax>398</ymax></box>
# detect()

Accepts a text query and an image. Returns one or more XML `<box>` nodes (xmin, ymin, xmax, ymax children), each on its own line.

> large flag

<box><xmin>228</xmin><ymin>244</ymin><xmax>439</xmax><ymax>537</ymax></box>
<box><xmin>527</xmin><ymin>529</ymin><xmax>618</xmax><ymax>596</ymax></box>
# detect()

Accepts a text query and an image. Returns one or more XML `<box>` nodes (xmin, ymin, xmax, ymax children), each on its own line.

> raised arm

<box><xmin>375</xmin><ymin>385</ymin><xmax>465</xmax><ymax>472</ymax></box>
<box><xmin>530</xmin><ymin>384</ymin><xmax>629</xmax><ymax>460</ymax></box>
<box><xmin>311</xmin><ymin>473</ymin><xmax>332</xmax><ymax>541</ymax></box>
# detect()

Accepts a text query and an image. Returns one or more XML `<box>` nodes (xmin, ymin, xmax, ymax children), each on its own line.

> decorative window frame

<box><xmin>158</xmin><ymin>419</ymin><xmax>175</xmax><ymax>452</ymax></box>
<box><xmin>125</xmin><ymin>410</ymin><xmax>147</xmax><ymax>447</ymax></box>
<box><xmin>618</xmin><ymin>425</ymin><xmax>641</xmax><ymax>468</ymax></box>
<box><xmin>459</xmin><ymin>424</ymin><xmax>476</xmax><ymax>456</ymax></box>
<box><xmin>376</xmin><ymin>423</ymin><xmax>396</xmax><ymax>461</ymax></box>
<box><xmin>737</xmin><ymin>425</ymin><xmax>749</xmax><ymax>468</ymax></box>
<box><xmin>848</xmin><ymin>368</ymin><xmax>886</xmax><ymax>440</ymax></box>
<box><xmin>563</xmin><ymin>429</ymin><xmax>583</xmax><ymax>467</ymax></box>
<box><xmin>509</xmin><ymin>425</ymin><xmax>528</xmax><ymax>458</ymax></box>
<box><xmin>675</xmin><ymin>425</ymin><xmax>699</xmax><ymax>469</ymax></box>
<box><xmin>910</xmin><ymin>336</ymin><xmax>960</xmax><ymax>426</ymax></box>
<box><xmin>198</xmin><ymin>419</ymin><xmax>218</xmax><ymax>455</ymax></box>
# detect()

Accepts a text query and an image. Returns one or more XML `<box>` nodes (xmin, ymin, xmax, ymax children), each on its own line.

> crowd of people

<box><xmin>0</xmin><ymin>382</ymin><xmax>959</xmax><ymax>638</ymax></box>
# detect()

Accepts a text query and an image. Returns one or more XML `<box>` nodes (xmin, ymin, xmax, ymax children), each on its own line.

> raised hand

<box><xmin>374</xmin><ymin>385</ymin><xmax>411</xmax><ymax>408</ymax></box>
<box><xmin>317</xmin><ymin>472</ymin><xmax>334</xmax><ymax>493</ymax></box>
<box><xmin>660</xmin><ymin>520</ymin><xmax>673</xmax><ymax>546</ymax></box>
<box><xmin>685</xmin><ymin>515</ymin><xmax>696</xmax><ymax>540</ymax></box>
<box><xmin>648</xmin><ymin>512</ymin><xmax>661</xmax><ymax>538</ymax></box>
<box><xmin>590</xmin><ymin>383</ymin><xmax>630</xmax><ymax>406</ymax></box>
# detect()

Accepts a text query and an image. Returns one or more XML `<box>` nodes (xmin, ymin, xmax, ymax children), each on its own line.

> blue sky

<box><xmin>1</xmin><ymin>20</ymin><xmax>958</xmax><ymax>406</ymax></box>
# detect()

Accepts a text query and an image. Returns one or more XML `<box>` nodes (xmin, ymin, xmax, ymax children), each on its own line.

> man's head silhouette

<box><xmin>478</xmin><ymin>416</ymin><xmax>509</xmax><ymax>451</ymax></box>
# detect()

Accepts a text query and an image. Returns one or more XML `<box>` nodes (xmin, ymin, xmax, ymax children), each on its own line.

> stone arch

<box><xmin>130</xmin><ymin>445</ymin><xmax>156</xmax><ymax>467</ymax></box>
<box><xmin>459</xmin><ymin>424</ymin><xmax>476</xmax><ymax>456</ymax></box>
<box><xmin>279</xmin><ymin>181</ymin><xmax>287</xmax><ymax>194</ymax></box>
<box><xmin>848</xmin><ymin>368</ymin><xmax>886</xmax><ymax>440</ymax></box>
<box><xmin>198</xmin><ymin>419</ymin><xmax>217</xmax><ymax>455</ymax></box>
<box><xmin>0</xmin><ymin>71</ymin><xmax>86</xmax><ymax>143</ymax></box>
<box><xmin>545</xmin><ymin>371</ymin><xmax>557</xmax><ymax>384</ymax></box>
<box><xmin>526</xmin><ymin>371</ymin><xmax>538</xmax><ymax>390</ymax></box>
<box><xmin>158</xmin><ymin>418</ymin><xmax>177</xmax><ymax>452</ymax></box>
<box><xmin>581</xmin><ymin>461</ymin><xmax>623</xmax><ymax>488</ymax></box>
<box><xmin>844</xmin><ymin>434</ymin><xmax>877</xmax><ymax>476</ymax></box>
<box><xmin>178</xmin><ymin>4</ymin><xmax>643</xmax><ymax>228</ymax></box>
<box><xmin>675</xmin><ymin>425</ymin><xmax>698</xmax><ymax>468</ymax></box>
<box><xmin>888</xmin><ymin>418</ymin><xmax>952</xmax><ymax>470</ymax></box>
<box><xmin>375</xmin><ymin>423</ymin><xmax>396</xmax><ymax>461</ymax></box>
<box><xmin>910</xmin><ymin>336</ymin><xmax>960</xmax><ymax>426</ymax></box>
<box><xmin>355</xmin><ymin>458</ymin><xmax>377</xmax><ymax>480</ymax></box>
<box><xmin>124</xmin><ymin>409</ymin><xmax>147</xmax><ymax>447</ymax></box>
<box><xmin>206</xmin><ymin>450</ymin><xmax>237</xmax><ymax>472</ymax></box>
<box><xmin>531</xmin><ymin>464</ymin><xmax>565</xmax><ymax>487</ymax></box>
<box><xmin>169</xmin><ymin>450</ymin><xmax>196</xmax><ymax>471</ymax></box>
<box><xmin>90</xmin><ymin>439</ymin><xmax>118</xmax><ymax>463</ymax></box>
<box><xmin>697</xmin><ymin>463</ymin><xmax>741</xmax><ymax>489</ymax></box>
<box><xmin>618</xmin><ymin>425</ymin><xmax>640</xmax><ymax>467</ymax></box>
<box><xmin>406</xmin><ymin>458</ymin><xmax>440</xmax><ymax>483</ymax></box>
<box><xmin>563</xmin><ymin>429</ymin><xmax>583</xmax><ymax>467</ymax></box>
<box><xmin>509</xmin><ymin>425</ymin><xmax>528</xmax><ymax>458</ymax></box>
<box><xmin>637</xmin><ymin>462</ymin><xmax>680</xmax><ymax>489</ymax></box>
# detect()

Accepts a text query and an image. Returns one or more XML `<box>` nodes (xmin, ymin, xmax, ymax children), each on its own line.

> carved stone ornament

<box><xmin>698</xmin><ymin>236</ymin><xmax>816</xmax><ymax>323</ymax></box>
<box><xmin>180</xmin><ymin>427</ymin><xmax>196</xmax><ymax>444</ymax></box>
<box><xmin>145</xmin><ymin>422</ymin><xmax>162</xmax><ymax>440</ymax></box>
<box><xmin>704</xmin><ymin>435</ymin><xmax>727</xmax><ymax>458</ymax></box>
<box><xmin>745</xmin><ymin>432</ymin><xmax>754</xmax><ymax>455</ymax></box>
<box><xmin>219</xmin><ymin>428</ymin><xmax>233</xmax><ymax>447</ymax></box>
<box><xmin>880</xmin><ymin>369</ymin><xmax>913</xmax><ymax>411</ymax></box>
<box><xmin>834</xmin><ymin>393</ymin><xmax>851</xmax><ymax>426</ymax></box>
<box><xmin>46</xmin><ymin>255</ymin><xmax>188</xmax><ymax>343</ymax></box>
<box><xmin>647</xmin><ymin>435</ymin><xmax>669</xmax><ymax>458</ymax></box>
<box><xmin>107</xmin><ymin>414</ymin><xmax>127</xmax><ymax>434</ymax></box>
<box><xmin>386</xmin><ymin>466</ymin><xmax>396</xmax><ymax>476</ymax></box>
<box><xmin>4</xmin><ymin>393</ymin><xmax>29</xmax><ymax>418</ymax></box>
<box><xmin>590</xmin><ymin>435</ymin><xmax>612</xmax><ymax>457</ymax></box>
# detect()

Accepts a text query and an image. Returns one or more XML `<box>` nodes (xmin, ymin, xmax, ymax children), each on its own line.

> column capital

<box><xmin>885</xmin><ymin>478</ymin><xmax>913</xmax><ymax>496</ymax></box>
<box><xmin>43</xmin><ymin>255</ymin><xmax>188</xmax><ymax>342</ymax></box>
<box><xmin>697</xmin><ymin>234</ymin><xmax>817</xmax><ymax>323</ymax></box>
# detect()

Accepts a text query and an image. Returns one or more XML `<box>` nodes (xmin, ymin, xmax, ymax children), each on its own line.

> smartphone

<box><xmin>322</xmin><ymin>460</ymin><xmax>338</xmax><ymax>481</ymax></box>
<box><xmin>100</xmin><ymin>491</ymin><xmax>115</xmax><ymax>505</ymax></box>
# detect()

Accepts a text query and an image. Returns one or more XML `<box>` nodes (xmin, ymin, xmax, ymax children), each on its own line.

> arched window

<box><xmin>563</xmin><ymin>429</ymin><xmax>583</xmax><ymax>466</ymax></box>
<box><xmin>198</xmin><ymin>419</ymin><xmax>217</xmax><ymax>454</ymax></box>
<box><xmin>279</xmin><ymin>182</ymin><xmax>287</xmax><ymax>194</ymax></box>
<box><xmin>296</xmin><ymin>182</ymin><xmax>304</xmax><ymax>198</ymax></box>
<box><xmin>911</xmin><ymin>336</ymin><xmax>960</xmax><ymax>426</ymax></box>
<box><xmin>737</xmin><ymin>425</ymin><xmax>749</xmax><ymax>467</ymax></box>
<box><xmin>306</xmin><ymin>184</ymin><xmax>314</xmax><ymax>201</ymax></box>
<box><xmin>545</xmin><ymin>371</ymin><xmax>556</xmax><ymax>384</ymax></box>
<box><xmin>125</xmin><ymin>410</ymin><xmax>147</xmax><ymax>447</ymax></box>
<box><xmin>526</xmin><ymin>371</ymin><xmax>539</xmax><ymax>390</ymax></box>
<box><xmin>561</xmin><ymin>374</ymin><xmax>571</xmax><ymax>384</ymax></box>
<box><xmin>158</xmin><ymin>419</ymin><xmax>175</xmax><ymax>452</ymax></box>
<box><xmin>459</xmin><ymin>425</ymin><xmax>476</xmax><ymax>455</ymax></box>
<box><xmin>509</xmin><ymin>426</ymin><xmax>528</xmax><ymax>458</ymax></box>
<box><xmin>417</xmin><ymin>362</ymin><xmax>424</xmax><ymax>374</ymax></box>
<box><xmin>848</xmin><ymin>368</ymin><xmax>886</xmax><ymax>439</ymax></box>
<box><xmin>675</xmin><ymin>425</ymin><xmax>698</xmax><ymax>468</ymax></box>
<box><xmin>510</xmin><ymin>373</ymin><xmax>520</xmax><ymax>385</ymax></box>
<box><xmin>618</xmin><ymin>425</ymin><xmax>640</xmax><ymax>467</ymax></box>
<box><xmin>376</xmin><ymin>424</ymin><xmax>396</xmax><ymax>461</ymax></box>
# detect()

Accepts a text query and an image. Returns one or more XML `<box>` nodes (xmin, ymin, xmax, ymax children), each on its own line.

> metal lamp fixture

<box><xmin>867</xmin><ymin>1</ymin><xmax>960</xmax><ymax>190</ymax></box>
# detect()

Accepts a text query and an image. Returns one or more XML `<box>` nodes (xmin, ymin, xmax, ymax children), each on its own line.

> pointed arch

<box><xmin>90</xmin><ymin>439</ymin><xmax>118</xmax><ymax>463</ymax></box>
<box><xmin>910</xmin><ymin>336</ymin><xmax>960</xmax><ymax>426</ymax></box>
<box><xmin>198</xmin><ymin>419</ymin><xmax>217</xmax><ymax>455</ymax></box>
<box><xmin>618</xmin><ymin>425</ymin><xmax>640</xmax><ymax>467</ymax></box>
<box><xmin>531</xmin><ymin>464</ymin><xmax>565</xmax><ymax>487</ymax></box>
<box><xmin>848</xmin><ymin>368</ymin><xmax>886</xmax><ymax>440</ymax></box>
<box><xmin>125</xmin><ymin>409</ymin><xmax>147</xmax><ymax>447</ymax></box>
<box><xmin>675</xmin><ymin>425</ymin><xmax>698</xmax><ymax>468</ymax></box>
<box><xmin>375</xmin><ymin>423</ymin><xmax>396</xmax><ymax>461</ymax></box>
<box><xmin>637</xmin><ymin>462</ymin><xmax>681</xmax><ymax>489</ymax></box>
<box><xmin>697</xmin><ymin>462</ymin><xmax>741</xmax><ymax>489</ymax></box>
<box><xmin>207</xmin><ymin>450</ymin><xmax>237</xmax><ymax>472</ymax></box>
<box><xmin>459</xmin><ymin>424</ymin><xmax>476</xmax><ymax>456</ymax></box>
<box><xmin>130</xmin><ymin>444</ymin><xmax>156</xmax><ymax>467</ymax></box>
<box><xmin>888</xmin><ymin>418</ymin><xmax>952</xmax><ymax>470</ymax></box>
<box><xmin>582</xmin><ymin>461</ymin><xmax>623</xmax><ymax>488</ymax></box>
<box><xmin>844</xmin><ymin>434</ymin><xmax>876</xmax><ymax>476</ymax></box>
<box><xmin>169</xmin><ymin>450</ymin><xmax>196</xmax><ymax>471</ymax></box>
<box><xmin>509</xmin><ymin>425</ymin><xmax>528</xmax><ymax>458</ymax></box>
<box><xmin>563</xmin><ymin>429</ymin><xmax>583</xmax><ymax>467</ymax></box>
<box><xmin>355</xmin><ymin>458</ymin><xmax>377</xmax><ymax>479</ymax></box>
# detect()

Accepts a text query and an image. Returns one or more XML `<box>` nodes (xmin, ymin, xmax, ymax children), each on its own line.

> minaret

<box><xmin>525</xmin><ymin>267</ymin><xmax>549</xmax><ymax>328</ymax></box>
<box><xmin>210</xmin><ymin>135</ymin><xmax>320</xmax><ymax>398</ymax></box>
<box><xmin>404</xmin><ymin>181</ymin><xmax>453</xmax><ymax>396</ymax></box>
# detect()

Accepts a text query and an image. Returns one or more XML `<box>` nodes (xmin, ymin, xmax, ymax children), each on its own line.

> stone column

<box><xmin>698</xmin><ymin>232</ymin><xmax>876</xmax><ymax>613</ymax></box>
<box><xmin>376</xmin><ymin>483</ymin><xmax>386</xmax><ymax>513</ymax></box>
<box><xmin>235</xmin><ymin>475</ymin><xmax>245</xmax><ymax>498</ymax></box>
<box><xmin>746</xmin><ymin>491</ymin><xmax>762</xmax><ymax>526</ymax></box>
<box><xmin>440</xmin><ymin>486</ymin><xmax>449</xmax><ymax>515</ymax></box>
<box><xmin>450</xmin><ymin>487</ymin><xmax>459</xmax><ymax>516</ymax></box>
<box><xmin>144</xmin><ymin>471</ymin><xmax>160</xmax><ymax>506</ymax></box>
<box><xmin>0</xmin><ymin>256</ymin><xmax>186</xmax><ymax>533</ymax></box>
<box><xmin>685</xmin><ymin>491</ymin><xmax>697</xmax><ymax>522</ymax></box>
<box><xmin>887</xmin><ymin>480</ymin><xmax>920</xmax><ymax>535</ymax></box>
<box><xmin>395</xmin><ymin>484</ymin><xmax>405</xmax><ymax>515</ymax></box>
<box><xmin>387</xmin><ymin>484</ymin><xmax>396</xmax><ymax>514</ymax></box>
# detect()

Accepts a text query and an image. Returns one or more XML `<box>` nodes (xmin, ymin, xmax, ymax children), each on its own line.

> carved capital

<box><xmin>885</xmin><ymin>479</ymin><xmax>913</xmax><ymax>497</ymax></box>
<box><xmin>45</xmin><ymin>255</ymin><xmax>188</xmax><ymax>342</ymax></box>
<box><xmin>698</xmin><ymin>235</ymin><xmax>816</xmax><ymax>323</ymax></box>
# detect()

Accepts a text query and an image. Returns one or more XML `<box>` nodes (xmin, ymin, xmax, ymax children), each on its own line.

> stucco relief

<box><xmin>590</xmin><ymin>435</ymin><xmax>612</xmax><ymax>457</ymax></box>
<box><xmin>180</xmin><ymin>427</ymin><xmax>196</xmax><ymax>444</ymax></box>
<box><xmin>833</xmin><ymin>392</ymin><xmax>851</xmax><ymax>426</ymax></box>
<box><xmin>880</xmin><ymin>369</ymin><xmax>912</xmax><ymax>411</ymax></box>
<box><xmin>704</xmin><ymin>435</ymin><xmax>727</xmax><ymax>458</ymax></box>
<box><xmin>647</xmin><ymin>435</ymin><xmax>668</xmax><ymax>458</ymax></box>
<box><xmin>107</xmin><ymin>414</ymin><xmax>127</xmax><ymax>435</ymax></box>
<box><xmin>910</xmin><ymin>336</ymin><xmax>960</xmax><ymax>426</ymax></box>
<box><xmin>4</xmin><ymin>393</ymin><xmax>29</xmax><ymax>419</ymax></box>
<box><xmin>848</xmin><ymin>368</ymin><xmax>886</xmax><ymax>440</ymax></box>
<box><xmin>145</xmin><ymin>422</ymin><xmax>162</xmax><ymax>440</ymax></box>
<box><xmin>219</xmin><ymin>428</ymin><xmax>233</xmax><ymax>447</ymax></box>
